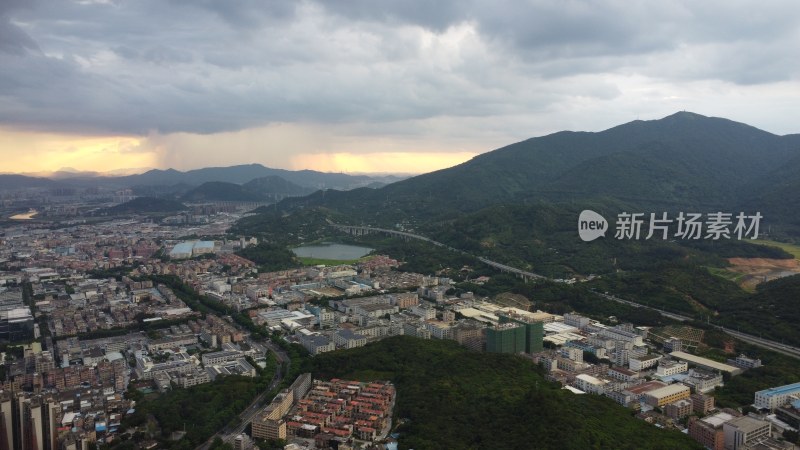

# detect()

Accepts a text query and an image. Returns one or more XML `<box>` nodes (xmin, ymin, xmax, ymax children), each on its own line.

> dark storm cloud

<box><xmin>319</xmin><ymin>0</ymin><xmax>470</xmax><ymax>31</ymax></box>
<box><xmin>321</xmin><ymin>0</ymin><xmax>667</xmax><ymax>56</ymax></box>
<box><xmin>322</xmin><ymin>0</ymin><xmax>800</xmax><ymax>80</ymax></box>
<box><xmin>0</xmin><ymin>17</ymin><xmax>40</xmax><ymax>55</ymax></box>
<box><xmin>0</xmin><ymin>0</ymin><xmax>40</xmax><ymax>55</ymax></box>
<box><xmin>0</xmin><ymin>0</ymin><xmax>798</xmax><ymax>137</ymax></box>
<box><xmin>167</xmin><ymin>0</ymin><xmax>298</xmax><ymax>29</ymax></box>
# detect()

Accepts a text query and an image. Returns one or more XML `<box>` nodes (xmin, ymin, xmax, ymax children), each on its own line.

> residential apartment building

<box><xmin>499</xmin><ymin>313</ymin><xmax>544</xmax><ymax>354</ymax></box>
<box><xmin>425</xmin><ymin>321</ymin><xmax>453</xmax><ymax>340</ymax></box>
<box><xmin>754</xmin><ymin>382</ymin><xmax>800</xmax><ymax>410</ymax></box>
<box><xmin>683</xmin><ymin>368</ymin><xmax>724</xmax><ymax>393</ymax></box>
<box><xmin>775</xmin><ymin>403</ymin><xmax>800</xmax><ymax>429</ymax></box>
<box><xmin>629</xmin><ymin>354</ymin><xmax>662</xmax><ymax>371</ymax></box>
<box><xmin>486</xmin><ymin>323</ymin><xmax>526</xmax><ymax>354</ymax></box>
<box><xmin>252</xmin><ymin>389</ymin><xmax>294</xmax><ymax>440</ymax></box>
<box><xmin>202</xmin><ymin>350</ymin><xmax>241</xmax><ymax>366</ymax></box>
<box><xmin>147</xmin><ymin>334</ymin><xmax>197</xmax><ymax>352</ymax></box>
<box><xmin>664</xmin><ymin>399</ymin><xmax>692</xmax><ymax>420</ymax></box>
<box><xmin>563</xmin><ymin>313</ymin><xmax>590</xmax><ymax>329</ymax></box>
<box><xmin>598</xmin><ymin>326</ymin><xmax>644</xmax><ymax>346</ymax></box>
<box><xmin>689</xmin><ymin>412</ymin><xmax>735</xmax><ymax>450</ymax></box>
<box><xmin>608</xmin><ymin>367</ymin><xmax>638</xmax><ymax>383</ymax></box>
<box><xmin>690</xmin><ymin>393</ymin><xmax>715</xmax><ymax>415</ymax></box>
<box><xmin>643</xmin><ymin>384</ymin><xmax>691</xmax><ymax>407</ymax></box>
<box><xmin>730</xmin><ymin>354</ymin><xmax>762</xmax><ymax>370</ymax></box>
<box><xmin>333</xmin><ymin>329</ymin><xmax>367</xmax><ymax>349</ymax></box>
<box><xmin>299</xmin><ymin>335</ymin><xmax>335</xmax><ymax>355</ymax></box>
<box><xmin>392</xmin><ymin>293</ymin><xmax>419</xmax><ymax>309</ymax></box>
<box><xmin>723</xmin><ymin>416</ymin><xmax>771</xmax><ymax>450</ymax></box>
<box><xmin>656</xmin><ymin>360</ymin><xmax>689</xmax><ymax>377</ymax></box>
<box><xmin>575</xmin><ymin>374</ymin><xmax>608</xmax><ymax>395</ymax></box>
<box><xmin>452</xmin><ymin>324</ymin><xmax>484</xmax><ymax>352</ymax></box>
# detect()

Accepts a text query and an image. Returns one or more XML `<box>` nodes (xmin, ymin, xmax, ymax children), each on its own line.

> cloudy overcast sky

<box><xmin>1</xmin><ymin>0</ymin><xmax>799</xmax><ymax>174</ymax></box>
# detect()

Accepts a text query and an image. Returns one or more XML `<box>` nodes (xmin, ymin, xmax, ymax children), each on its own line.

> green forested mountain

<box><xmin>306</xmin><ymin>336</ymin><xmax>702</xmax><ymax>450</ymax></box>
<box><xmin>242</xmin><ymin>175</ymin><xmax>312</xmax><ymax>197</ymax></box>
<box><xmin>742</xmin><ymin>151</ymin><xmax>800</xmax><ymax>231</ymax></box>
<box><xmin>104</xmin><ymin>196</ymin><xmax>187</xmax><ymax>214</ymax></box>
<box><xmin>110</xmin><ymin>163</ymin><xmax>379</xmax><ymax>190</ymax></box>
<box><xmin>234</xmin><ymin>112</ymin><xmax>800</xmax><ymax>281</ymax></box>
<box><xmin>180</xmin><ymin>176</ymin><xmax>313</xmax><ymax>202</ymax></box>
<box><xmin>276</xmin><ymin>112</ymin><xmax>800</xmax><ymax>226</ymax></box>
<box><xmin>0</xmin><ymin>174</ymin><xmax>57</xmax><ymax>189</ymax></box>
<box><xmin>181</xmin><ymin>181</ymin><xmax>266</xmax><ymax>202</ymax></box>
<box><xmin>720</xmin><ymin>274</ymin><xmax>800</xmax><ymax>345</ymax></box>
<box><xmin>232</xmin><ymin>113</ymin><xmax>800</xmax><ymax>344</ymax></box>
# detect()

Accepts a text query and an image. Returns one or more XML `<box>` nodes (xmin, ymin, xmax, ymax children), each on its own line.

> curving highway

<box><xmin>329</xmin><ymin>221</ymin><xmax>546</xmax><ymax>280</ymax></box>
<box><xmin>592</xmin><ymin>290</ymin><xmax>800</xmax><ymax>360</ymax></box>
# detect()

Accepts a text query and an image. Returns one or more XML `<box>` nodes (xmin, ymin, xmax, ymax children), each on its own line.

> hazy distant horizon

<box><xmin>0</xmin><ymin>164</ymin><xmax>424</xmax><ymax>179</ymax></box>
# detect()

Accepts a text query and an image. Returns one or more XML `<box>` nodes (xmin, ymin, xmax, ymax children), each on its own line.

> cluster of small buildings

<box><xmin>251</xmin><ymin>373</ymin><xmax>395</xmax><ymax>448</ymax></box>
<box><xmin>1</xmin><ymin>340</ymin><xmax>134</xmax><ymax>448</ymax></box>
<box><xmin>132</xmin><ymin>319</ymin><xmax>258</xmax><ymax>392</ymax></box>
<box><xmin>510</xmin><ymin>311</ymin><xmax>800</xmax><ymax>450</ymax></box>
<box><xmin>0</xmin><ymin>388</ymin><xmax>130</xmax><ymax>450</ymax></box>
<box><xmin>687</xmin><ymin>411</ymin><xmax>788</xmax><ymax>450</ymax></box>
<box><xmin>276</xmin><ymin>292</ymin><xmax>554</xmax><ymax>361</ymax></box>
<box><xmin>0</xmin><ymin>219</ymin><xmax>178</xmax><ymax>273</ymax></box>
<box><xmin>38</xmin><ymin>278</ymin><xmax>200</xmax><ymax>338</ymax></box>
<box><xmin>530</xmin><ymin>313</ymin><xmax>745</xmax><ymax>413</ymax></box>
<box><xmin>0</xmin><ymin>308</ymin><xmax>266</xmax><ymax>447</ymax></box>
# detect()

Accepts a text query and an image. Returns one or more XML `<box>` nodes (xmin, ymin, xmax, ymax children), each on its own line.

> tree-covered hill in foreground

<box><xmin>306</xmin><ymin>336</ymin><xmax>702</xmax><ymax>450</ymax></box>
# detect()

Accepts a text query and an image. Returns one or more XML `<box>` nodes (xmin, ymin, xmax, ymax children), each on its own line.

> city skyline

<box><xmin>1</xmin><ymin>1</ymin><xmax>799</xmax><ymax>175</ymax></box>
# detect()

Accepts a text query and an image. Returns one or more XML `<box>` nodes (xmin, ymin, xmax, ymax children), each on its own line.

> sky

<box><xmin>1</xmin><ymin>0</ymin><xmax>799</xmax><ymax>175</ymax></box>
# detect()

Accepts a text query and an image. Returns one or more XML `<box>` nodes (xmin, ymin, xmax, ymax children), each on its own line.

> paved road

<box><xmin>196</xmin><ymin>341</ymin><xmax>290</xmax><ymax>449</ymax></box>
<box><xmin>477</xmin><ymin>257</ymin><xmax>547</xmax><ymax>280</ymax></box>
<box><xmin>592</xmin><ymin>291</ymin><xmax>693</xmax><ymax>322</ymax></box>
<box><xmin>329</xmin><ymin>221</ymin><xmax>548</xmax><ymax>280</ymax></box>
<box><xmin>591</xmin><ymin>290</ymin><xmax>800</xmax><ymax>360</ymax></box>
<box><xmin>719</xmin><ymin>327</ymin><xmax>800</xmax><ymax>359</ymax></box>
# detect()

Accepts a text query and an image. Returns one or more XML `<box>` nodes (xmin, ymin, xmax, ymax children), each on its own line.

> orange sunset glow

<box><xmin>289</xmin><ymin>152</ymin><xmax>477</xmax><ymax>174</ymax></box>
<box><xmin>0</xmin><ymin>129</ymin><xmax>156</xmax><ymax>174</ymax></box>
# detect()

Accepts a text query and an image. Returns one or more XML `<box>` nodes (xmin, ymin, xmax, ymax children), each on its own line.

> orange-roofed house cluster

<box><xmin>290</xmin><ymin>378</ymin><xmax>395</xmax><ymax>442</ymax></box>
<box><xmin>253</xmin><ymin>374</ymin><xmax>395</xmax><ymax>445</ymax></box>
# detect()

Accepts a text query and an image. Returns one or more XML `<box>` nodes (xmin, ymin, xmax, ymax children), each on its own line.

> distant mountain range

<box><xmin>5</xmin><ymin>113</ymin><xmax>800</xmax><ymax>229</ymax></box>
<box><xmin>0</xmin><ymin>174</ymin><xmax>57</xmax><ymax>190</ymax></box>
<box><xmin>112</xmin><ymin>164</ymin><xmax>397</xmax><ymax>189</ymax></box>
<box><xmin>0</xmin><ymin>164</ymin><xmax>408</xmax><ymax>197</ymax></box>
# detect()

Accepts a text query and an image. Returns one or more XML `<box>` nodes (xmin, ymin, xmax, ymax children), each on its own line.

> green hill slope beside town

<box><xmin>306</xmin><ymin>336</ymin><xmax>702</xmax><ymax>450</ymax></box>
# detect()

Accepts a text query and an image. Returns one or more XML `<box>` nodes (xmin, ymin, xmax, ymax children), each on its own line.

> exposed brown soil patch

<box><xmin>727</xmin><ymin>257</ymin><xmax>800</xmax><ymax>290</ymax></box>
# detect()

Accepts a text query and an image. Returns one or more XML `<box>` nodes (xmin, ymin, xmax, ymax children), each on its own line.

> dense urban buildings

<box><xmin>0</xmin><ymin>203</ymin><xmax>797</xmax><ymax>450</ymax></box>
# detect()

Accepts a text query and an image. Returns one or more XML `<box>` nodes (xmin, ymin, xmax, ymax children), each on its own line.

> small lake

<box><xmin>292</xmin><ymin>243</ymin><xmax>373</xmax><ymax>260</ymax></box>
